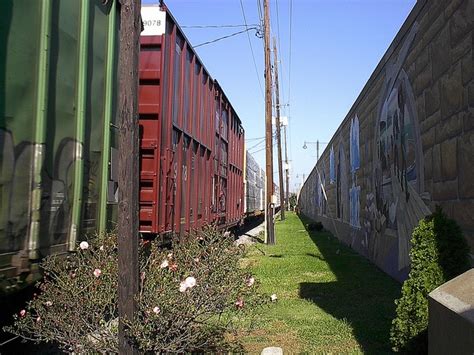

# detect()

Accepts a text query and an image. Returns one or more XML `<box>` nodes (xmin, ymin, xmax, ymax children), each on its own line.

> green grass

<box><xmin>234</xmin><ymin>212</ymin><xmax>401</xmax><ymax>354</ymax></box>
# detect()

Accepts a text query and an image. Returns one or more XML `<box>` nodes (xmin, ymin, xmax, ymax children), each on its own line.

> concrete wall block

<box><xmin>432</xmin><ymin>180</ymin><xmax>458</xmax><ymax>201</ymax></box>
<box><xmin>440</xmin><ymin>63</ymin><xmax>463</xmax><ymax>118</ymax></box>
<box><xmin>462</xmin><ymin>108</ymin><xmax>474</xmax><ymax>132</ymax></box>
<box><xmin>417</xmin><ymin>95</ymin><xmax>426</xmax><ymax>122</ymax></box>
<box><xmin>461</xmin><ymin>49</ymin><xmax>473</xmax><ymax>85</ymax></box>
<box><xmin>458</xmin><ymin>131</ymin><xmax>474</xmax><ymax>198</ymax></box>
<box><xmin>464</xmin><ymin>230</ymin><xmax>474</xmax><ymax>251</ymax></box>
<box><xmin>444</xmin><ymin>0</ymin><xmax>465</xmax><ymax>19</ymax></box>
<box><xmin>428</xmin><ymin>269</ymin><xmax>474</xmax><ymax>355</ymax></box>
<box><xmin>451</xmin><ymin>200</ymin><xmax>474</xmax><ymax>236</ymax></box>
<box><xmin>440</xmin><ymin>137</ymin><xmax>458</xmax><ymax>181</ymax></box>
<box><xmin>452</xmin><ymin>33</ymin><xmax>471</xmax><ymax>64</ymax></box>
<box><xmin>424</xmin><ymin>147</ymin><xmax>434</xmax><ymax>180</ymax></box>
<box><xmin>437</xmin><ymin>200</ymin><xmax>454</xmax><ymax>217</ymax></box>
<box><xmin>433</xmin><ymin>143</ymin><xmax>442</xmax><ymax>182</ymax></box>
<box><xmin>422</xmin><ymin>110</ymin><xmax>441</xmax><ymax>133</ymax></box>
<box><xmin>449</xmin><ymin>0</ymin><xmax>474</xmax><ymax>46</ymax></box>
<box><xmin>468</xmin><ymin>81</ymin><xmax>474</xmax><ymax>107</ymax></box>
<box><xmin>423</xmin><ymin>126</ymin><xmax>436</xmax><ymax>151</ymax></box>
<box><xmin>425</xmin><ymin>82</ymin><xmax>441</xmax><ymax>116</ymax></box>
<box><xmin>425</xmin><ymin>179</ymin><xmax>433</xmax><ymax>199</ymax></box>
<box><xmin>432</xmin><ymin>24</ymin><xmax>452</xmax><ymax>80</ymax></box>
<box><xmin>414</xmin><ymin>61</ymin><xmax>433</xmax><ymax>95</ymax></box>
<box><xmin>421</xmin><ymin>8</ymin><xmax>446</xmax><ymax>50</ymax></box>
<box><xmin>415</xmin><ymin>46</ymin><xmax>431</xmax><ymax>76</ymax></box>
<box><xmin>435</xmin><ymin>113</ymin><xmax>463</xmax><ymax>143</ymax></box>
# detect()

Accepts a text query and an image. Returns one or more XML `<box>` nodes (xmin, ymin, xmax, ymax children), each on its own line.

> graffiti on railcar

<box><xmin>0</xmin><ymin>129</ymin><xmax>33</xmax><ymax>252</ymax></box>
<box><xmin>0</xmin><ymin>129</ymin><xmax>106</xmax><ymax>253</ymax></box>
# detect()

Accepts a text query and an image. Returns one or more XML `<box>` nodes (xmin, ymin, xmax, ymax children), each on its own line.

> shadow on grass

<box><xmin>305</xmin><ymin>252</ymin><xmax>326</xmax><ymax>261</ymax></box>
<box><xmin>298</xmin><ymin>214</ymin><xmax>400</xmax><ymax>354</ymax></box>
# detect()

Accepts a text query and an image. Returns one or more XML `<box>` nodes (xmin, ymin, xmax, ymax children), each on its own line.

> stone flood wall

<box><xmin>298</xmin><ymin>0</ymin><xmax>473</xmax><ymax>281</ymax></box>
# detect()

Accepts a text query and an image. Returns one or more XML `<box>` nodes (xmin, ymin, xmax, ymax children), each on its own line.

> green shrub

<box><xmin>390</xmin><ymin>207</ymin><xmax>470</xmax><ymax>353</ymax></box>
<box><xmin>4</xmin><ymin>228</ymin><xmax>268</xmax><ymax>353</ymax></box>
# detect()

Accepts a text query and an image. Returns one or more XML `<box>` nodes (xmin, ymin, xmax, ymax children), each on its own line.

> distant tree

<box><xmin>289</xmin><ymin>193</ymin><xmax>297</xmax><ymax>210</ymax></box>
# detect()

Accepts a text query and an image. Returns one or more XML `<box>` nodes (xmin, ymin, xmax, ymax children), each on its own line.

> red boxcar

<box><xmin>138</xmin><ymin>5</ymin><xmax>245</xmax><ymax>237</ymax></box>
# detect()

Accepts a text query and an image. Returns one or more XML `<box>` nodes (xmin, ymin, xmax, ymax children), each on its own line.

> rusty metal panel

<box><xmin>139</xmin><ymin>33</ymin><xmax>163</xmax><ymax>234</ymax></box>
<box><xmin>140</xmin><ymin>5</ymin><xmax>246</xmax><ymax>236</ymax></box>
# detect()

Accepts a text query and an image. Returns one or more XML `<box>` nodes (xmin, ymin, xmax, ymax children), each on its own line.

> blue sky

<box><xmin>142</xmin><ymin>0</ymin><xmax>416</xmax><ymax>192</ymax></box>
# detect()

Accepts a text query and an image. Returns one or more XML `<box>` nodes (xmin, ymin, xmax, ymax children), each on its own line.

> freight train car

<box><xmin>244</xmin><ymin>151</ymin><xmax>281</xmax><ymax>216</ymax></box>
<box><xmin>138</xmin><ymin>5</ymin><xmax>246</xmax><ymax>237</ymax></box>
<box><xmin>245</xmin><ymin>152</ymin><xmax>265</xmax><ymax>216</ymax></box>
<box><xmin>0</xmin><ymin>0</ymin><xmax>119</xmax><ymax>291</ymax></box>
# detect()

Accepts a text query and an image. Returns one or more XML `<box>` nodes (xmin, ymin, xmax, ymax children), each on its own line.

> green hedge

<box><xmin>390</xmin><ymin>207</ymin><xmax>470</xmax><ymax>353</ymax></box>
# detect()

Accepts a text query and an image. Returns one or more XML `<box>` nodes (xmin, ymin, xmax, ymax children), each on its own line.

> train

<box><xmin>0</xmin><ymin>1</ymin><xmax>274</xmax><ymax>292</ymax></box>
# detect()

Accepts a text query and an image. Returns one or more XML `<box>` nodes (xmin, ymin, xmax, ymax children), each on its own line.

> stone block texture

<box><xmin>298</xmin><ymin>0</ymin><xmax>474</xmax><ymax>282</ymax></box>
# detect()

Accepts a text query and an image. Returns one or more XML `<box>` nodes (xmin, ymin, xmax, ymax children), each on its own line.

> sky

<box><xmin>142</xmin><ymin>0</ymin><xmax>416</xmax><ymax>192</ymax></box>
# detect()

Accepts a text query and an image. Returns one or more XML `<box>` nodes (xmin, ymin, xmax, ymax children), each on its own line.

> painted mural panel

<box><xmin>296</xmin><ymin>0</ymin><xmax>474</xmax><ymax>280</ymax></box>
<box><xmin>336</xmin><ymin>143</ymin><xmax>349</xmax><ymax>222</ymax></box>
<box><xmin>350</xmin><ymin>183</ymin><xmax>361</xmax><ymax>228</ymax></box>
<box><xmin>350</xmin><ymin>115</ymin><xmax>360</xmax><ymax>173</ymax></box>
<box><xmin>329</xmin><ymin>146</ymin><xmax>335</xmax><ymax>184</ymax></box>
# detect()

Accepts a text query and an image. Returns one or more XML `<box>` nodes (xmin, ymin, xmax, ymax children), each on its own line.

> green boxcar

<box><xmin>0</xmin><ymin>0</ymin><xmax>119</xmax><ymax>292</ymax></box>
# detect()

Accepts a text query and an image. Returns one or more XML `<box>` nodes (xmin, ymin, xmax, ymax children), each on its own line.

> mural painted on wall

<box><xmin>350</xmin><ymin>183</ymin><xmax>361</xmax><ymax>228</ymax></box>
<box><xmin>369</xmin><ymin>22</ymin><xmax>431</xmax><ymax>272</ymax></box>
<box><xmin>298</xmin><ymin>1</ymin><xmax>473</xmax><ymax>280</ymax></box>
<box><xmin>349</xmin><ymin>115</ymin><xmax>361</xmax><ymax>229</ymax></box>
<box><xmin>350</xmin><ymin>115</ymin><xmax>360</xmax><ymax>173</ymax></box>
<box><xmin>329</xmin><ymin>146</ymin><xmax>335</xmax><ymax>184</ymax></box>
<box><xmin>336</xmin><ymin>143</ymin><xmax>349</xmax><ymax>222</ymax></box>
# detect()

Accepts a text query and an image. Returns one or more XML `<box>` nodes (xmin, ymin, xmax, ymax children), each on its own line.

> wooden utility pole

<box><xmin>283</xmin><ymin>126</ymin><xmax>290</xmax><ymax>211</ymax></box>
<box><xmin>263</xmin><ymin>0</ymin><xmax>274</xmax><ymax>244</ymax></box>
<box><xmin>273</xmin><ymin>37</ymin><xmax>285</xmax><ymax>220</ymax></box>
<box><xmin>118</xmin><ymin>0</ymin><xmax>141</xmax><ymax>353</ymax></box>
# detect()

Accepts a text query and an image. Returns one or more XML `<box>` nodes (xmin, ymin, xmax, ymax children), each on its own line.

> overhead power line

<box><xmin>182</xmin><ymin>24</ymin><xmax>258</xmax><ymax>29</ymax></box>
<box><xmin>240</xmin><ymin>0</ymin><xmax>265</xmax><ymax>100</ymax></box>
<box><xmin>193</xmin><ymin>27</ymin><xmax>260</xmax><ymax>48</ymax></box>
<box><xmin>245</xmin><ymin>135</ymin><xmax>266</xmax><ymax>141</ymax></box>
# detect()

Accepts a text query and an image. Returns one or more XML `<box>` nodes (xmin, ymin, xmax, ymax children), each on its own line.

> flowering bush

<box><xmin>4</xmin><ymin>228</ymin><xmax>268</xmax><ymax>353</ymax></box>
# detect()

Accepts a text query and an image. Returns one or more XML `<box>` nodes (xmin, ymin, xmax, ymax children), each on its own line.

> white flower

<box><xmin>246</xmin><ymin>277</ymin><xmax>255</xmax><ymax>287</ymax></box>
<box><xmin>179</xmin><ymin>276</ymin><xmax>197</xmax><ymax>292</ymax></box>
<box><xmin>235</xmin><ymin>298</ymin><xmax>244</xmax><ymax>308</ymax></box>
<box><xmin>270</xmin><ymin>294</ymin><xmax>278</xmax><ymax>302</ymax></box>
<box><xmin>99</xmin><ymin>245</ymin><xmax>104</xmax><ymax>251</ymax></box>
<box><xmin>194</xmin><ymin>257</ymin><xmax>200</xmax><ymax>263</ymax></box>
<box><xmin>184</xmin><ymin>276</ymin><xmax>196</xmax><ymax>288</ymax></box>
<box><xmin>160</xmin><ymin>259</ymin><xmax>169</xmax><ymax>269</ymax></box>
<box><xmin>152</xmin><ymin>306</ymin><xmax>160</xmax><ymax>314</ymax></box>
<box><xmin>93</xmin><ymin>269</ymin><xmax>102</xmax><ymax>278</ymax></box>
<box><xmin>45</xmin><ymin>301</ymin><xmax>53</xmax><ymax>307</ymax></box>
<box><xmin>79</xmin><ymin>241</ymin><xmax>89</xmax><ymax>250</ymax></box>
<box><xmin>167</xmin><ymin>252</ymin><xmax>173</xmax><ymax>259</ymax></box>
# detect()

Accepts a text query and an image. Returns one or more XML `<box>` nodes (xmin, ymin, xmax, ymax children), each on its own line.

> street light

<box><xmin>302</xmin><ymin>140</ymin><xmax>328</xmax><ymax>161</ymax></box>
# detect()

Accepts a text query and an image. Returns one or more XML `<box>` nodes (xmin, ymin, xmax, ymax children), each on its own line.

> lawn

<box><xmin>233</xmin><ymin>212</ymin><xmax>401</xmax><ymax>354</ymax></box>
